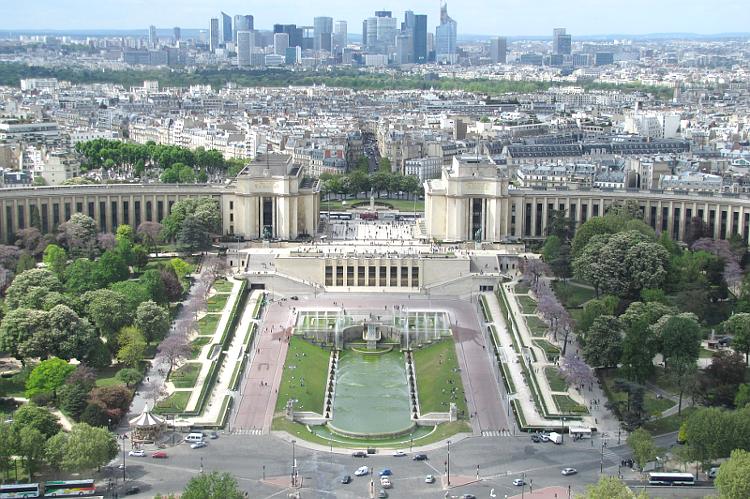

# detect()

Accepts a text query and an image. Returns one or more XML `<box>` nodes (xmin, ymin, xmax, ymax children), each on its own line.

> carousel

<box><xmin>128</xmin><ymin>405</ymin><xmax>167</xmax><ymax>444</ymax></box>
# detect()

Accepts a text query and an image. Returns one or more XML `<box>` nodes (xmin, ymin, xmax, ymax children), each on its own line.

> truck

<box><xmin>548</xmin><ymin>432</ymin><xmax>563</xmax><ymax>444</ymax></box>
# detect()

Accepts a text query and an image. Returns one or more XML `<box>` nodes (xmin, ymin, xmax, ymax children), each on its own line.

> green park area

<box><xmin>412</xmin><ymin>340</ymin><xmax>468</xmax><ymax>417</ymax></box>
<box><xmin>517</xmin><ymin>295</ymin><xmax>538</xmax><ymax>314</ymax></box>
<box><xmin>274</xmin><ymin>336</ymin><xmax>331</xmax><ymax>414</ymax></box>
<box><xmin>206</xmin><ymin>293</ymin><xmax>229</xmax><ymax>313</ymax></box>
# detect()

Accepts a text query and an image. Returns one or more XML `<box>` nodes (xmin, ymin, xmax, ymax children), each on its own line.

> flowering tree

<box><xmin>559</xmin><ymin>355</ymin><xmax>595</xmax><ymax>389</ymax></box>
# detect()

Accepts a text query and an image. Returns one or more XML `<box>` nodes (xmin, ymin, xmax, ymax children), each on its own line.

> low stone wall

<box><xmin>293</xmin><ymin>411</ymin><xmax>327</xmax><ymax>425</ymax></box>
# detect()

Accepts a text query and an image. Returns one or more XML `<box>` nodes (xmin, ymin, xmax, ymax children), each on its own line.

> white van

<box><xmin>185</xmin><ymin>432</ymin><xmax>204</xmax><ymax>443</ymax></box>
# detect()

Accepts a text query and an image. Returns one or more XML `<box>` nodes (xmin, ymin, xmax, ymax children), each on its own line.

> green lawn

<box><xmin>198</xmin><ymin>314</ymin><xmax>221</xmax><ymax>335</ymax></box>
<box><xmin>553</xmin><ymin>395</ymin><xmax>588</xmax><ymax>414</ymax></box>
<box><xmin>275</xmin><ymin>336</ymin><xmax>331</xmax><ymax>414</ymax></box>
<box><xmin>525</xmin><ymin>316</ymin><xmax>548</xmax><ymax>337</ymax></box>
<box><xmin>515</xmin><ymin>282</ymin><xmax>531</xmax><ymax>294</ymax></box>
<box><xmin>154</xmin><ymin>391</ymin><xmax>191</xmax><ymax>414</ymax></box>
<box><xmin>517</xmin><ymin>295</ymin><xmax>538</xmax><ymax>314</ymax></box>
<box><xmin>600</xmin><ymin>369</ymin><xmax>676</xmax><ymax>419</ymax></box>
<box><xmin>545</xmin><ymin>367</ymin><xmax>569</xmax><ymax>392</ymax></box>
<box><xmin>533</xmin><ymin>340</ymin><xmax>561</xmax><ymax>362</ymax></box>
<box><xmin>169</xmin><ymin>363</ymin><xmax>201</xmax><ymax>389</ymax></box>
<box><xmin>212</xmin><ymin>279</ymin><xmax>234</xmax><ymax>293</ymax></box>
<box><xmin>552</xmin><ymin>281</ymin><xmax>596</xmax><ymax>308</ymax></box>
<box><xmin>0</xmin><ymin>369</ymin><xmax>30</xmax><ymax>397</ymax></box>
<box><xmin>190</xmin><ymin>336</ymin><xmax>212</xmax><ymax>359</ymax></box>
<box><xmin>412</xmin><ymin>339</ymin><xmax>468</xmax><ymax>417</ymax></box>
<box><xmin>95</xmin><ymin>366</ymin><xmax>125</xmax><ymax>388</ymax></box>
<box><xmin>700</xmin><ymin>347</ymin><xmax>717</xmax><ymax>358</ymax></box>
<box><xmin>206</xmin><ymin>293</ymin><xmax>229</xmax><ymax>313</ymax></box>
<box><xmin>643</xmin><ymin>406</ymin><xmax>698</xmax><ymax>435</ymax></box>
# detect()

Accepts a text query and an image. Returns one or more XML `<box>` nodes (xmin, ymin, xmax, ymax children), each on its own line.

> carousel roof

<box><xmin>129</xmin><ymin>405</ymin><xmax>165</xmax><ymax>427</ymax></box>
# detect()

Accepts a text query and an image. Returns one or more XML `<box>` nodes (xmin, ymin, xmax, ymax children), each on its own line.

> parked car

<box><xmin>152</xmin><ymin>451</ymin><xmax>168</xmax><ymax>459</ymax></box>
<box><xmin>379</xmin><ymin>469</ymin><xmax>392</xmax><ymax>477</ymax></box>
<box><xmin>513</xmin><ymin>478</ymin><xmax>525</xmax><ymax>486</ymax></box>
<box><xmin>124</xmin><ymin>486</ymin><xmax>140</xmax><ymax>496</ymax></box>
<box><xmin>190</xmin><ymin>441</ymin><xmax>207</xmax><ymax>449</ymax></box>
<box><xmin>128</xmin><ymin>450</ymin><xmax>145</xmax><ymax>457</ymax></box>
<box><xmin>413</xmin><ymin>453</ymin><xmax>428</xmax><ymax>461</ymax></box>
<box><xmin>352</xmin><ymin>451</ymin><xmax>368</xmax><ymax>458</ymax></box>
<box><xmin>392</xmin><ymin>450</ymin><xmax>406</xmax><ymax>457</ymax></box>
<box><xmin>354</xmin><ymin>466</ymin><xmax>369</xmax><ymax>477</ymax></box>
<box><xmin>460</xmin><ymin>495</ymin><xmax>477</xmax><ymax>499</ymax></box>
<box><xmin>561</xmin><ymin>468</ymin><xmax>578</xmax><ymax>476</ymax></box>
<box><xmin>377</xmin><ymin>489</ymin><xmax>388</xmax><ymax>498</ymax></box>
<box><xmin>708</xmin><ymin>467</ymin><xmax>720</xmax><ymax>479</ymax></box>
<box><xmin>530</xmin><ymin>434</ymin><xmax>541</xmax><ymax>443</ymax></box>
<box><xmin>340</xmin><ymin>475</ymin><xmax>351</xmax><ymax>484</ymax></box>
<box><xmin>540</xmin><ymin>433</ymin><xmax>551</xmax><ymax>442</ymax></box>
<box><xmin>209</xmin><ymin>431</ymin><xmax>219</xmax><ymax>439</ymax></box>
<box><xmin>425</xmin><ymin>474</ymin><xmax>435</xmax><ymax>484</ymax></box>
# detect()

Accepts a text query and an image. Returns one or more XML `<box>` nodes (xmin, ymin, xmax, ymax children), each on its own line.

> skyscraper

<box><xmin>221</xmin><ymin>12</ymin><xmax>233</xmax><ymax>44</ymax></box>
<box><xmin>376</xmin><ymin>14</ymin><xmax>397</xmax><ymax>52</ymax></box>
<box><xmin>395</xmin><ymin>33</ymin><xmax>413</xmax><ymax>64</ymax></box>
<box><xmin>365</xmin><ymin>17</ymin><xmax>378</xmax><ymax>50</ymax></box>
<box><xmin>274</xmin><ymin>33</ymin><xmax>289</xmax><ymax>56</ymax></box>
<box><xmin>148</xmin><ymin>25</ymin><xmax>157</xmax><ymax>48</ymax></box>
<box><xmin>234</xmin><ymin>15</ymin><xmax>254</xmax><ymax>42</ymax></box>
<box><xmin>553</xmin><ymin>28</ymin><xmax>571</xmax><ymax>56</ymax></box>
<box><xmin>173</xmin><ymin>27</ymin><xmax>181</xmax><ymax>44</ymax></box>
<box><xmin>334</xmin><ymin>21</ymin><xmax>347</xmax><ymax>50</ymax></box>
<box><xmin>435</xmin><ymin>1</ymin><xmax>457</xmax><ymax>64</ymax></box>
<box><xmin>236</xmin><ymin>31</ymin><xmax>254</xmax><ymax>68</ymax></box>
<box><xmin>490</xmin><ymin>37</ymin><xmax>507</xmax><ymax>63</ymax></box>
<box><xmin>313</xmin><ymin>16</ymin><xmax>333</xmax><ymax>51</ymax></box>
<box><xmin>209</xmin><ymin>18</ymin><xmax>220</xmax><ymax>52</ymax></box>
<box><xmin>274</xmin><ymin>24</ymin><xmax>303</xmax><ymax>49</ymax></box>
<box><xmin>413</xmin><ymin>14</ymin><xmax>427</xmax><ymax>63</ymax></box>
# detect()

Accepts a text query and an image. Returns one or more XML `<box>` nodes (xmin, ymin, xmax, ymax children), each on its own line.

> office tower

<box><xmin>490</xmin><ymin>37</ymin><xmax>507</xmax><ymax>63</ymax></box>
<box><xmin>435</xmin><ymin>0</ymin><xmax>457</xmax><ymax>64</ymax></box>
<box><xmin>209</xmin><ymin>18</ymin><xmax>220</xmax><ymax>52</ymax></box>
<box><xmin>403</xmin><ymin>10</ymin><xmax>415</xmax><ymax>31</ymax></box>
<box><xmin>427</xmin><ymin>32</ymin><xmax>435</xmax><ymax>60</ymax></box>
<box><xmin>395</xmin><ymin>33</ymin><xmax>413</xmax><ymax>64</ymax></box>
<box><xmin>365</xmin><ymin>17</ymin><xmax>378</xmax><ymax>50</ymax></box>
<box><xmin>314</xmin><ymin>16</ymin><xmax>333</xmax><ymax>51</ymax></box>
<box><xmin>173</xmin><ymin>27</ymin><xmax>181</xmax><ymax>44</ymax></box>
<box><xmin>553</xmin><ymin>28</ymin><xmax>571</xmax><ymax>56</ymax></box>
<box><xmin>301</xmin><ymin>26</ymin><xmax>314</xmax><ymax>50</ymax></box>
<box><xmin>274</xmin><ymin>24</ymin><xmax>303</xmax><ymax>48</ymax></box>
<box><xmin>220</xmin><ymin>12</ymin><xmax>232</xmax><ymax>44</ymax></box>
<box><xmin>148</xmin><ymin>25</ymin><xmax>157</xmax><ymax>48</ymax></box>
<box><xmin>284</xmin><ymin>46</ymin><xmax>301</xmax><ymax>65</ymax></box>
<box><xmin>376</xmin><ymin>15</ymin><xmax>397</xmax><ymax>51</ymax></box>
<box><xmin>234</xmin><ymin>15</ymin><xmax>254</xmax><ymax>42</ymax></box>
<box><xmin>334</xmin><ymin>21</ymin><xmax>347</xmax><ymax>50</ymax></box>
<box><xmin>274</xmin><ymin>33</ymin><xmax>289</xmax><ymax>55</ymax></box>
<box><xmin>375</xmin><ymin>11</ymin><xmax>392</xmax><ymax>18</ymax></box>
<box><xmin>594</xmin><ymin>52</ymin><xmax>614</xmax><ymax>66</ymax></box>
<box><xmin>236</xmin><ymin>31</ymin><xmax>254</xmax><ymax>68</ymax></box>
<box><xmin>413</xmin><ymin>14</ymin><xmax>427</xmax><ymax>63</ymax></box>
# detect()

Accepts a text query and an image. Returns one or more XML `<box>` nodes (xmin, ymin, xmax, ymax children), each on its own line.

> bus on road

<box><xmin>43</xmin><ymin>479</ymin><xmax>97</xmax><ymax>497</ymax></box>
<box><xmin>648</xmin><ymin>472</ymin><xmax>696</xmax><ymax>486</ymax></box>
<box><xmin>0</xmin><ymin>483</ymin><xmax>40</xmax><ymax>498</ymax></box>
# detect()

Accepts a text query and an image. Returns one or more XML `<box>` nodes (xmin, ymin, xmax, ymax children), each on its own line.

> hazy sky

<box><xmin>1</xmin><ymin>0</ymin><xmax>748</xmax><ymax>35</ymax></box>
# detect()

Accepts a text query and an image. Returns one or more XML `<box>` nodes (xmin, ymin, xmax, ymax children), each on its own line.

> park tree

<box><xmin>160</xmin><ymin>266</ymin><xmax>184</xmax><ymax>301</ymax></box>
<box><xmin>57</xmin><ymin>383</ymin><xmax>90</xmax><ymax>420</ymax></box>
<box><xmin>88</xmin><ymin>385</ymin><xmax>133</xmax><ymax>423</ymax></box>
<box><xmin>722</xmin><ymin>313</ymin><xmax>750</xmax><ymax>366</ymax></box>
<box><xmin>614</xmin><ymin>379</ymin><xmax>647</xmax><ymax>430</ymax></box>
<box><xmin>109</xmin><ymin>280</ymin><xmax>152</xmax><ymax>312</ymax></box>
<box><xmin>0</xmin><ymin>244</ymin><xmax>21</xmax><ymax>270</ymax></box>
<box><xmin>42</xmin><ymin>244</ymin><xmax>68</xmax><ymax>280</ymax></box>
<box><xmin>576</xmin><ymin>295</ymin><xmax>618</xmax><ymax>335</ymax></box>
<box><xmin>16</xmin><ymin>227</ymin><xmax>45</xmax><ymax>256</ymax></box>
<box><xmin>577</xmin><ymin>476</ymin><xmax>647</xmax><ymax>499</ymax></box>
<box><xmin>134</xmin><ymin>300</ymin><xmax>171</xmax><ymax>343</ymax></box>
<box><xmin>735</xmin><ymin>384</ymin><xmax>750</xmax><ymax>409</ymax></box>
<box><xmin>581</xmin><ymin>315</ymin><xmax>623</xmax><ymax>368</ymax></box>
<box><xmin>619</xmin><ymin>301</ymin><xmax>673</xmax><ymax>383</ymax></box>
<box><xmin>46</xmin><ymin>423</ymin><xmax>118</xmax><ymax>473</ymax></box>
<box><xmin>25</xmin><ymin>357</ymin><xmax>76</xmax><ymax>399</ymax></box>
<box><xmin>16</xmin><ymin>252</ymin><xmax>36</xmax><ymax>273</ymax></box>
<box><xmin>182</xmin><ymin>471</ymin><xmax>245</xmax><ymax>499</ymax></box>
<box><xmin>94</xmin><ymin>250</ymin><xmax>130</xmax><ymax>286</ymax></box>
<box><xmin>4</xmin><ymin>268</ymin><xmax>62</xmax><ymax>310</ymax></box>
<box><xmin>82</xmin><ymin>289</ymin><xmax>132</xmax><ymax>347</ymax></box>
<box><xmin>64</xmin><ymin>258</ymin><xmax>99</xmax><ymax>294</ymax></box>
<box><xmin>541</xmin><ymin>235</ymin><xmax>562</xmax><ymax>263</ymax></box>
<box><xmin>651</xmin><ymin>313</ymin><xmax>701</xmax><ymax>371</ymax></box>
<box><xmin>140</xmin><ymin>269</ymin><xmax>168</xmax><ymax>303</ymax></box>
<box><xmin>96</xmin><ymin>233</ymin><xmax>116</xmax><ymax>252</ymax></box>
<box><xmin>178</xmin><ymin>215</ymin><xmax>212</xmax><ymax>251</ymax></box>
<box><xmin>571</xmin><ymin>217</ymin><xmax>614</xmax><ymax>258</ymax></box>
<box><xmin>137</xmin><ymin>221</ymin><xmax>163</xmax><ymax>254</ymax></box>
<box><xmin>11</xmin><ymin>404</ymin><xmax>61</xmax><ymax>439</ymax></box>
<box><xmin>44</xmin><ymin>304</ymin><xmax>98</xmax><ymax>361</ymax></box>
<box><xmin>667</xmin><ymin>357</ymin><xmax>699</xmax><ymax>415</ymax></box>
<box><xmin>716</xmin><ymin>449</ymin><xmax>750</xmax><ymax>499</ymax></box>
<box><xmin>685</xmin><ymin>407</ymin><xmax>730</xmax><ymax>466</ymax></box>
<box><xmin>698</xmin><ymin>351</ymin><xmax>747</xmax><ymax>407</ymax></box>
<box><xmin>157</xmin><ymin>333</ymin><xmax>190</xmax><ymax>377</ymax></box>
<box><xmin>116</xmin><ymin>368</ymin><xmax>144</xmax><ymax>387</ymax></box>
<box><xmin>131</xmin><ymin>244</ymin><xmax>149</xmax><ymax>269</ymax></box>
<box><xmin>0</xmin><ymin>308</ymin><xmax>47</xmax><ymax>361</ymax></box>
<box><xmin>115</xmin><ymin>224</ymin><xmax>135</xmax><ymax>244</ymax></box>
<box><xmin>116</xmin><ymin>326</ymin><xmax>147</xmax><ymax>368</ymax></box>
<box><xmin>162</xmin><ymin>197</ymin><xmax>220</xmax><ymax>242</ymax></box>
<box><xmin>58</xmin><ymin>213</ymin><xmax>98</xmax><ymax>258</ymax></box>
<box><xmin>627</xmin><ymin>428</ymin><xmax>658</xmax><ymax>470</ymax></box>
<box><xmin>17</xmin><ymin>427</ymin><xmax>46</xmax><ymax>481</ymax></box>
<box><xmin>0</xmin><ymin>424</ymin><xmax>14</xmax><ymax>481</ymax></box>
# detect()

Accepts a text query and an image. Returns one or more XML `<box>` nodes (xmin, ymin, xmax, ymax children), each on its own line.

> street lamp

<box><xmin>291</xmin><ymin>439</ymin><xmax>297</xmax><ymax>487</ymax></box>
<box><xmin>446</xmin><ymin>439</ymin><xmax>451</xmax><ymax>486</ymax></box>
<box><xmin>561</xmin><ymin>416</ymin><xmax>566</xmax><ymax>444</ymax></box>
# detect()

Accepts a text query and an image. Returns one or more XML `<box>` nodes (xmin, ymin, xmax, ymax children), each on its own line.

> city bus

<box><xmin>648</xmin><ymin>472</ymin><xmax>696</xmax><ymax>486</ymax></box>
<box><xmin>0</xmin><ymin>483</ymin><xmax>40</xmax><ymax>498</ymax></box>
<box><xmin>43</xmin><ymin>479</ymin><xmax>97</xmax><ymax>497</ymax></box>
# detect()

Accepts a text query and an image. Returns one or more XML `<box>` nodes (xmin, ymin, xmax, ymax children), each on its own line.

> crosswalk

<box><xmin>233</xmin><ymin>428</ymin><xmax>264</xmax><ymax>436</ymax></box>
<box><xmin>602</xmin><ymin>447</ymin><xmax>620</xmax><ymax>463</ymax></box>
<box><xmin>481</xmin><ymin>430</ymin><xmax>508</xmax><ymax>437</ymax></box>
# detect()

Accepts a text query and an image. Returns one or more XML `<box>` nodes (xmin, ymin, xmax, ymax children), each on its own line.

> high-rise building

<box><xmin>236</xmin><ymin>31</ymin><xmax>254</xmax><ymax>68</ymax></box>
<box><xmin>274</xmin><ymin>33</ymin><xmax>289</xmax><ymax>56</ymax></box>
<box><xmin>435</xmin><ymin>0</ymin><xmax>457</xmax><ymax>64</ymax></box>
<box><xmin>413</xmin><ymin>14</ymin><xmax>427</xmax><ymax>63</ymax></box>
<box><xmin>334</xmin><ymin>21</ymin><xmax>347</xmax><ymax>50</ymax></box>
<box><xmin>375</xmin><ymin>11</ymin><xmax>392</xmax><ymax>18</ymax></box>
<box><xmin>285</xmin><ymin>46</ymin><xmax>302</xmax><ymax>65</ymax></box>
<box><xmin>364</xmin><ymin>17</ymin><xmax>378</xmax><ymax>50</ymax></box>
<box><xmin>490</xmin><ymin>37</ymin><xmax>507</xmax><ymax>63</ymax></box>
<box><xmin>209</xmin><ymin>18</ymin><xmax>220</xmax><ymax>52</ymax></box>
<box><xmin>313</xmin><ymin>16</ymin><xmax>333</xmax><ymax>51</ymax></box>
<box><xmin>403</xmin><ymin>10</ymin><xmax>415</xmax><ymax>31</ymax></box>
<box><xmin>553</xmin><ymin>28</ymin><xmax>571</xmax><ymax>56</ymax></box>
<box><xmin>148</xmin><ymin>25</ymin><xmax>157</xmax><ymax>48</ymax></box>
<box><xmin>173</xmin><ymin>27</ymin><xmax>181</xmax><ymax>44</ymax></box>
<box><xmin>234</xmin><ymin>15</ymin><xmax>254</xmax><ymax>43</ymax></box>
<box><xmin>221</xmin><ymin>12</ymin><xmax>233</xmax><ymax>44</ymax></box>
<box><xmin>395</xmin><ymin>33</ymin><xmax>413</xmax><ymax>65</ymax></box>
<box><xmin>274</xmin><ymin>24</ymin><xmax>303</xmax><ymax>48</ymax></box>
<box><xmin>376</xmin><ymin>15</ymin><xmax>397</xmax><ymax>51</ymax></box>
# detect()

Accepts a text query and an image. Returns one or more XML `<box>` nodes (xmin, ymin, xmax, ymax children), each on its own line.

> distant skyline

<box><xmin>1</xmin><ymin>0</ymin><xmax>747</xmax><ymax>36</ymax></box>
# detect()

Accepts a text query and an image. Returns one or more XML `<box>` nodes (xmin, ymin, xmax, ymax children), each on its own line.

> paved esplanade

<box><xmin>233</xmin><ymin>294</ymin><xmax>509</xmax><ymax>437</ymax></box>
